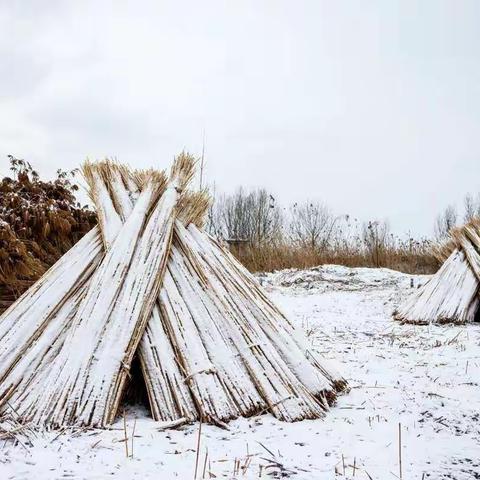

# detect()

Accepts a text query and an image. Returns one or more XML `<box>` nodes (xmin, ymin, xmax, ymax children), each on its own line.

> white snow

<box><xmin>1</xmin><ymin>265</ymin><xmax>479</xmax><ymax>479</ymax></box>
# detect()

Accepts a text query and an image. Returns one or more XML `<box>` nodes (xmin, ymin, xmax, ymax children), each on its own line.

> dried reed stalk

<box><xmin>451</xmin><ymin>218</ymin><xmax>480</xmax><ymax>281</ymax></box>
<box><xmin>138</xmin><ymin>303</ymin><xmax>198</xmax><ymax>422</ymax></box>
<box><xmin>157</xmin><ymin>237</ymin><xmax>262</xmax><ymax>421</ymax></box>
<box><xmin>98</xmin><ymin>158</ymin><xmax>201</xmax><ymax>423</ymax></box>
<box><xmin>104</xmin><ymin>165</ymin><xmax>195</xmax><ymax>425</ymax></box>
<box><xmin>0</xmin><ymin>283</ymin><xmax>88</xmax><ymax>409</ymax></box>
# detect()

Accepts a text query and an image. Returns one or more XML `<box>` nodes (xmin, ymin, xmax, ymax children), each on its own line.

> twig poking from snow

<box><xmin>194</xmin><ymin>416</ymin><xmax>203</xmax><ymax>479</ymax></box>
<box><xmin>398</xmin><ymin>422</ymin><xmax>403</xmax><ymax>480</ymax></box>
<box><xmin>131</xmin><ymin>417</ymin><xmax>136</xmax><ymax>459</ymax></box>
<box><xmin>201</xmin><ymin>448</ymin><xmax>208</xmax><ymax>479</ymax></box>
<box><xmin>256</xmin><ymin>441</ymin><xmax>275</xmax><ymax>458</ymax></box>
<box><xmin>123</xmin><ymin>410</ymin><xmax>129</xmax><ymax>459</ymax></box>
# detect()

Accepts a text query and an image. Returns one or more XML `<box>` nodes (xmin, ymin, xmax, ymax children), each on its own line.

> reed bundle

<box><xmin>394</xmin><ymin>217</ymin><xmax>480</xmax><ymax>324</ymax></box>
<box><xmin>0</xmin><ymin>155</ymin><xmax>346</xmax><ymax>428</ymax></box>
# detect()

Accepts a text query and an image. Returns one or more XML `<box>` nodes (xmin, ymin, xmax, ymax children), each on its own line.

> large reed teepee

<box><xmin>0</xmin><ymin>155</ymin><xmax>346</xmax><ymax>428</ymax></box>
<box><xmin>394</xmin><ymin>217</ymin><xmax>480</xmax><ymax>325</ymax></box>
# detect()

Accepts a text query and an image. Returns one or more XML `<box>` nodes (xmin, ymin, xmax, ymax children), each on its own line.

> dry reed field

<box><xmin>207</xmin><ymin>189</ymin><xmax>439</xmax><ymax>276</ymax></box>
<box><xmin>230</xmin><ymin>240</ymin><xmax>437</xmax><ymax>276</ymax></box>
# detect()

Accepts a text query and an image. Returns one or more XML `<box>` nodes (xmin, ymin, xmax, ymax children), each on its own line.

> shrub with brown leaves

<box><xmin>0</xmin><ymin>156</ymin><xmax>96</xmax><ymax>311</ymax></box>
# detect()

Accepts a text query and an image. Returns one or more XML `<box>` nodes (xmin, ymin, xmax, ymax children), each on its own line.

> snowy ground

<box><xmin>1</xmin><ymin>265</ymin><xmax>479</xmax><ymax>480</ymax></box>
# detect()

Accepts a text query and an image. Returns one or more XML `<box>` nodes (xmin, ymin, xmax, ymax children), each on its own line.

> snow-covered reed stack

<box><xmin>394</xmin><ymin>217</ymin><xmax>480</xmax><ymax>324</ymax></box>
<box><xmin>0</xmin><ymin>155</ymin><xmax>346</xmax><ymax>428</ymax></box>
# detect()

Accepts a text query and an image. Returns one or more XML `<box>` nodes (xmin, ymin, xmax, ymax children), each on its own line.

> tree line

<box><xmin>207</xmin><ymin>188</ymin><xmax>435</xmax><ymax>273</ymax></box>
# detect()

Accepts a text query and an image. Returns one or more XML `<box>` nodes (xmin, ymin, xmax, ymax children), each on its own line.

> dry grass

<box><xmin>230</xmin><ymin>242</ymin><xmax>438</xmax><ymax>275</ymax></box>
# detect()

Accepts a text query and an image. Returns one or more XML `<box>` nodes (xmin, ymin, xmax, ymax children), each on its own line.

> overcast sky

<box><xmin>1</xmin><ymin>1</ymin><xmax>479</xmax><ymax>236</ymax></box>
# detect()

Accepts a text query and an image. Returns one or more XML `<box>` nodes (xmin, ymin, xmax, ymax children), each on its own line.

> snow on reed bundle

<box><xmin>138</xmin><ymin>190</ymin><xmax>212</xmax><ymax>423</ymax></box>
<box><xmin>0</xmin><ymin>162</ymin><xmax>139</xmax><ymax>418</ymax></box>
<box><xmin>138</xmin><ymin>303</ymin><xmax>199</xmax><ymax>422</ymax></box>
<box><xmin>180</xmin><ymin>225</ymin><xmax>346</xmax><ymax>415</ymax></box>
<box><xmin>394</xmin><ymin>249</ymin><xmax>479</xmax><ymax>324</ymax></box>
<box><xmin>143</xmin><ymin>188</ymin><xmax>346</xmax><ymax>423</ymax></box>
<box><xmin>451</xmin><ymin>218</ymin><xmax>480</xmax><ymax>280</ymax></box>
<box><xmin>99</xmin><ymin>159</ymin><xmax>202</xmax><ymax>423</ymax></box>
<box><xmin>161</xmin><ymin>224</ymin><xmax>312</xmax><ymax>421</ymax></box>
<box><xmin>394</xmin><ymin>217</ymin><xmax>480</xmax><ymax>325</ymax></box>
<box><xmin>4</xmin><ymin>159</ymin><xmax>193</xmax><ymax>427</ymax></box>
<box><xmin>0</xmin><ymin>226</ymin><xmax>103</xmax><ymax>390</ymax></box>
<box><xmin>157</xmin><ymin>227</ymin><xmax>266</xmax><ymax>422</ymax></box>
<box><xmin>2</xmin><ymin>162</ymin><xmax>161</xmax><ymax>424</ymax></box>
<box><xmin>1</xmin><ymin>283</ymin><xmax>89</xmax><ymax>412</ymax></box>
<box><xmin>1</xmin><ymin>160</ymin><xmax>203</xmax><ymax>426</ymax></box>
<box><xmin>45</xmin><ymin>165</ymin><xmax>186</xmax><ymax>426</ymax></box>
<box><xmin>0</xmin><ymin>155</ymin><xmax>347</xmax><ymax>428</ymax></box>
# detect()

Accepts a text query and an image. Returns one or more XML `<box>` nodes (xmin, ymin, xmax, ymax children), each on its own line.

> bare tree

<box><xmin>212</xmin><ymin>187</ymin><xmax>283</xmax><ymax>245</ymax></box>
<box><xmin>289</xmin><ymin>201</ymin><xmax>337</xmax><ymax>251</ymax></box>
<box><xmin>434</xmin><ymin>204</ymin><xmax>457</xmax><ymax>240</ymax></box>
<box><xmin>248</xmin><ymin>189</ymin><xmax>283</xmax><ymax>245</ymax></box>
<box><xmin>464</xmin><ymin>193</ymin><xmax>480</xmax><ymax>222</ymax></box>
<box><xmin>362</xmin><ymin>220</ymin><xmax>391</xmax><ymax>267</ymax></box>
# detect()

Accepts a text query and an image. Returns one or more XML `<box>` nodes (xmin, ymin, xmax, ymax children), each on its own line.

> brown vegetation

<box><xmin>208</xmin><ymin>188</ymin><xmax>438</xmax><ymax>275</ymax></box>
<box><xmin>0</xmin><ymin>156</ymin><xmax>96</xmax><ymax>311</ymax></box>
<box><xmin>228</xmin><ymin>236</ymin><xmax>437</xmax><ymax>274</ymax></box>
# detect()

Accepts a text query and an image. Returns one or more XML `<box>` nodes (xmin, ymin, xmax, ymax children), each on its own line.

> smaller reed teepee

<box><xmin>394</xmin><ymin>217</ymin><xmax>480</xmax><ymax>325</ymax></box>
<box><xmin>0</xmin><ymin>154</ymin><xmax>347</xmax><ymax>428</ymax></box>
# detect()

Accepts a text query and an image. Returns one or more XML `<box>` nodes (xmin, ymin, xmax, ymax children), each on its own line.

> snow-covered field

<box><xmin>1</xmin><ymin>265</ymin><xmax>479</xmax><ymax>479</ymax></box>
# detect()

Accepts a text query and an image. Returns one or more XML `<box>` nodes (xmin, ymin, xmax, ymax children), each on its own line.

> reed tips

<box><xmin>170</xmin><ymin>151</ymin><xmax>197</xmax><ymax>192</ymax></box>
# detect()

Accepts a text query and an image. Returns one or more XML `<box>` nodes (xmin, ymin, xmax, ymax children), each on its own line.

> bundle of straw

<box><xmin>0</xmin><ymin>154</ymin><xmax>347</xmax><ymax>428</ymax></box>
<box><xmin>395</xmin><ymin>217</ymin><xmax>480</xmax><ymax>324</ymax></box>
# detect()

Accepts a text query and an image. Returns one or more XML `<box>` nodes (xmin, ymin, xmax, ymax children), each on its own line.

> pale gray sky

<box><xmin>1</xmin><ymin>1</ymin><xmax>479</xmax><ymax>236</ymax></box>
